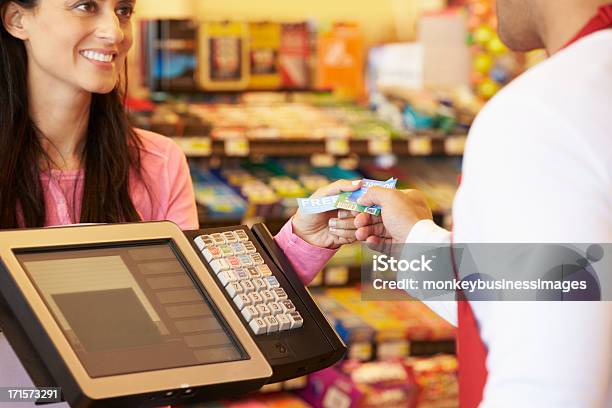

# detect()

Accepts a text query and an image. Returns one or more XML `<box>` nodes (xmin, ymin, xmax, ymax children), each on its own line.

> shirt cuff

<box><xmin>274</xmin><ymin>218</ymin><xmax>338</xmax><ymax>285</ymax></box>
<box><xmin>405</xmin><ymin>219</ymin><xmax>451</xmax><ymax>244</ymax></box>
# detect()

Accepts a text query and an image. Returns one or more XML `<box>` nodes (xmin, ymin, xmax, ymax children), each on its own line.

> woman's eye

<box><xmin>75</xmin><ymin>2</ymin><xmax>96</xmax><ymax>12</ymax></box>
<box><xmin>116</xmin><ymin>5</ymin><xmax>134</xmax><ymax>18</ymax></box>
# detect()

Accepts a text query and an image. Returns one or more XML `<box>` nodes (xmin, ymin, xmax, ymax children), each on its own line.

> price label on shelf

<box><xmin>377</xmin><ymin>340</ymin><xmax>410</xmax><ymax>360</ymax></box>
<box><xmin>324</xmin><ymin>266</ymin><xmax>349</xmax><ymax>286</ymax></box>
<box><xmin>325</xmin><ymin>137</ymin><xmax>350</xmax><ymax>156</ymax></box>
<box><xmin>225</xmin><ymin>137</ymin><xmax>250</xmax><ymax>157</ymax></box>
<box><xmin>172</xmin><ymin>137</ymin><xmax>212</xmax><ymax>157</ymax></box>
<box><xmin>368</xmin><ymin>136</ymin><xmax>392</xmax><ymax>155</ymax></box>
<box><xmin>408</xmin><ymin>136</ymin><xmax>433</xmax><ymax>156</ymax></box>
<box><xmin>444</xmin><ymin>135</ymin><xmax>466</xmax><ymax>155</ymax></box>
<box><xmin>349</xmin><ymin>342</ymin><xmax>373</xmax><ymax>361</ymax></box>
<box><xmin>310</xmin><ymin>154</ymin><xmax>336</xmax><ymax>168</ymax></box>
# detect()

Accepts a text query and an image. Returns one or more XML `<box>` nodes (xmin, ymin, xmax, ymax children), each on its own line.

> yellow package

<box><xmin>198</xmin><ymin>21</ymin><xmax>250</xmax><ymax>90</ymax></box>
<box><xmin>248</xmin><ymin>22</ymin><xmax>282</xmax><ymax>89</ymax></box>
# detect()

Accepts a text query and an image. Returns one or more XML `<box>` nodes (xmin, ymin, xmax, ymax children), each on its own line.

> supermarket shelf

<box><xmin>173</xmin><ymin>134</ymin><xmax>467</xmax><ymax>158</ymax></box>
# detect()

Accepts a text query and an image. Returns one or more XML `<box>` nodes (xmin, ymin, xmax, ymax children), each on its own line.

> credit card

<box><xmin>297</xmin><ymin>194</ymin><xmax>340</xmax><ymax>214</ymax></box>
<box><xmin>335</xmin><ymin>178</ymin><xmax>397</xmax><ymax>216</ymax></box>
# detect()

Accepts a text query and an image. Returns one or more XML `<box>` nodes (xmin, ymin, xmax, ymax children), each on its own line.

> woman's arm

<box><xmin>274</xmin><ymin>218</ymin><xmax>338</xmax><ymax>284</ymax></box>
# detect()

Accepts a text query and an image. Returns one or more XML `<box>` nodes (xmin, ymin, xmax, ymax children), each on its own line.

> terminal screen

<box><xmin>16</xmin><ymin>241</ymin><xmax>246</xmax><ymax>378</ymax></box>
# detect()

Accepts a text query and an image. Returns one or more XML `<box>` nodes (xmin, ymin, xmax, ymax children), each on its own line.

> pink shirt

<box><xmin>39</xmin><ymin>129</ymin><xmax>333</xmax><ymax>283</ymax></box>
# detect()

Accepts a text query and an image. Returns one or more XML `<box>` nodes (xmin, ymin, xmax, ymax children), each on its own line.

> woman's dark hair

<box><xmin>0</xmin><ymin>0</ymin><xmax>144</xmax><ymax>228</ymax></box>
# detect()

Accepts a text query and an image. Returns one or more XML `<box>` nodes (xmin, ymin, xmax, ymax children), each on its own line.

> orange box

<box><xmin>316</xmin><ymin>23</ymin><xmax>365</xmax><ymax>99</ymax></box>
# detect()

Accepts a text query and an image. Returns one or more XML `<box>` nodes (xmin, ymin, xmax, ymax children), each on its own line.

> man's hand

<box><xmin>292</xmin><ymin>179</ymin><xmax>362</xmax><ymax>249</ymax></box>
<box><xmin>354</xmin><ymin>187</ymin><xmax>433</xmax><ymax>250</ymax></box>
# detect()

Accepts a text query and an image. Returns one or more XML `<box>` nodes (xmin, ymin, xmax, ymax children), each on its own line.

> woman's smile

<box><xmin>79</xmin><ymin>48</ymin><xmax>117</xmax><ymax>69</ymax></box>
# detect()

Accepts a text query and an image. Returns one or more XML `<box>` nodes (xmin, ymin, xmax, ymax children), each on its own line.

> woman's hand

<box><xmin>292</xmin><ymin>179</ymin><xmax>362</xmax><ymax>249</ymax></box>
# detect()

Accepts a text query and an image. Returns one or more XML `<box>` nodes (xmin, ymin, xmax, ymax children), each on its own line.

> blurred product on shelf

<box><xmin>198</xmin><ymin>21</ymin><xmax>251</xmax><ymax>90</ymax></box>
<box><xmin>279</xmin><ymin>23</ymin><xmax>312</xmax><ymax>89</ymax></box>
<box><xmin>140</xmin><ymin>19</ymin><xmax>198</xmax><ymax>92</ymax></box>
<box><xmin>299</xmin><ymin>360</ymin><xmax>420</xmax><ymax>408</ymax></box>
<box><xmin>464</xmin><ymin>0</ymin><xmax>524</xmax><ymax>100</ymax></box>
<box><xmin>409</xmin><ymin>355</ymin><xmax>459</xmax><ymax>408</ymax></box>
<box><xmin>316</xmin><ymin>22</ymin><xmax>365</xmax><ymax>99</ymax></box>
<box><xmin>190</xmin><ymin>165</ymin><xmax>248</xmax><ymax>220</ymax></box>
<box><xmin>249</xmin><ymin>22</ymin><xmax>282</xmax><ymax>89</ymax></box>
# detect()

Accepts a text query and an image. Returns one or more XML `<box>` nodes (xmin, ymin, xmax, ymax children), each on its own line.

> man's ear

<box><xmin>2</xmin><ymin>2</ymin><xmax>29</xmax><ymax>40</ymax></box>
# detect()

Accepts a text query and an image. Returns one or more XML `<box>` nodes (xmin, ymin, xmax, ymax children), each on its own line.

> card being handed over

<box><xmin>335</xmin><ymin>178</ymin><xmax>397</xmax><ymax>215</ymax></box>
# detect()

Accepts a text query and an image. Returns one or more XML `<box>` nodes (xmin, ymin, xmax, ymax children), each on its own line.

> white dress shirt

<box><xmin>406</xmin><ymin>29</ymin><xmax>612</xmax><ymax>407</ymax></box>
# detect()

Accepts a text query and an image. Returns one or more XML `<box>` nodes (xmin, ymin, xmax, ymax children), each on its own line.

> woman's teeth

<box><xmin>81</xmin><ymin>51</ymin><xmax>114</xmax><ymax>63</ymax></box>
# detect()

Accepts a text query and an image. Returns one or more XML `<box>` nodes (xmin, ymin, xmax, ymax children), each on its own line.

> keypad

<box><xmin>194</xmin><ymin>229</ymin><xmax>303</xmax><ymax>335</ymax></box>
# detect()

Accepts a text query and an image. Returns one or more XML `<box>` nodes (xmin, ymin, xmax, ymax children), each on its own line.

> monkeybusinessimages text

<box><xmin>371</xmin><ymin>254</ymin><xmax>588</xmax><ymax>294</ymax></box>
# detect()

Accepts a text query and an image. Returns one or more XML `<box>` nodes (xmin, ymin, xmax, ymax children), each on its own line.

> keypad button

<box><xmin>234</xmin><ymin>269</ymin><xmax>248</xmax><ymax>280</ymax></box>
<box><xmin>276</xmin><ymin>314</ymin><xmax>291</xmax><ymax>331</ymax></box>
<box><xmin>261</xmin><ymin>290</ymin><xmax>275</xmax><ymax>303</ymax></box>
<box><xmin>265</xmin><ymin>276</ymin><xmax>280</xmax><ymax>289</ymax></box>
<box><xmin>265</xmin><ymin>316</ymin><xmax>279</xmax><ymax>333</ymax></box>
<box><xmin>243</xmin><ymin>241</ymin><xmax>257</xmax><ymax>253</ymax></box>
<box><xmin>268</xmin><ymin>302</ymin><xmax>283</xmax><ymax>316</ymax></box>
<box><xmin>248</xmin><ymin>292</ymin><xmax>263</xmax><ymax>305</ymax></box>
<box><xmin>256</xmin><ymin>304</ymin><xmax>271</xmax><ymax>317</ymax></box>
<box><xmin>240</xmin><ymin>280</ymin><xmax>255</xmax><ymax>293</ymax></box>
<box><xmin>238</xmin><ymin>255</ymin><xmax>253</xmax><ymax>267</ymax></box>
<box><xmin>224</xmin><ymin>270</ymin><xmax>239</xmax><ymax>283</ymax></box>
<box><xmin>211</xmin><ymin>233</ymin><xmax>225</xmax><ymax>245</ymax></box>
<box><xmin>194</xmin><ymin>235</ymin><xmax>213</xmax><ymax>250</ymax></box>
<box><xmin>230</xmin><ymin>243</ymin><xmax>246</xmax><ymax>255</ymax></box>
<box><xmin>253</xmin><ymin>278</ymin><xmax>267</xmax><ymax>292</ymax></box>
<box><xmin>226</xmin><ymin>256</ymin><xmax>241</xmax><ymax>269</ymax></box>
<box><xmin>235</xmin><ymin>230</ymin><xmax>249</xmax><ymax>242</ymax></box>
<box><xmin>202</xmin><ymin>245</ymin><xmax>221</xmax><ymax>261</ymax></box>
<box><xmin>250</xmin><ymin>253</ymin><xmax>264</xmax><ymax>265</ymax></box>
<box><xmin>246</xmin><ymin>267</ymin><xmax>260</xmax><ymax>278</ymax></box>
<box><xmin>288</xmin><ymin>312</ymin><xmax>303</xmax><ymax>329</ymax></box>
<box><xmin>257</xmin><ymin>264</ymin><xmax>272</xmax><ymax>276</ymax></box>
<box><xmin>223</xmin><ymin>231</ymin><xmax>238</xmax><ymax>243</ymax></box>
<box><xmin>249</xmin><ymin>318</ymin><xmax>267</xmax><ymax>335</ymax></box>
<box><xmin>279</xmin><ymin>300</ymin><xmax>296</xmax><ymax>314</ymax></box>
<box><xmin>217</xmin><ymin>271</ymin><xmax>232</xmax><ymax>287</ymax></box>
<box><xmin>219</xmin><ymin>244</ymin><xmax>233</xmax><ymax>257</ymax></box>
<box><xmin>272</xmin><ymin>288</ymin><xmax>288</xmax><ymax>301</ymax></box>
<box><xmin>226</xmin><ymin>282</ymin><xmax>243</xmax><ymax>298</ymax></box>
<box><xmin>233</xmin><ymin>294</ymin><xmax>251</xmax><ymax>310</ymax></box>
<box><xmin>210</xmin><ymin>258</ymin><xmax>230</xmax><ymax>273</ymax></box>
<box><xmin>241</xmin><ymin>305</ymin><xmax>259</xmax><ymax>322</ymax></box>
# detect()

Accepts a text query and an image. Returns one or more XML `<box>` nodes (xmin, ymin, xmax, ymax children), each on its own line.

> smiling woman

<box><xmin>0</xmin><ymin>0</ymin><xmax>156</xmax><ymax>228</ymax></box>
